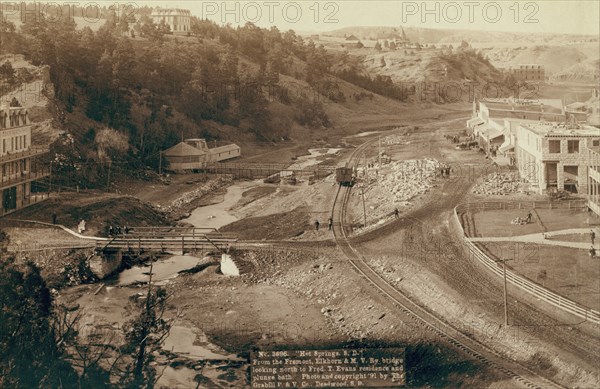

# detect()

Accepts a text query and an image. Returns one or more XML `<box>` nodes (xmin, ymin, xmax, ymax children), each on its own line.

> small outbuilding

<box><xmin>162</xmin><ymin>139</ymin><xmax>241</xmax><ymax>172</ymax></box>
<box><xmin>162</xmin><ymin>142</ymin><xmax>207</xmax><ymax>171</ymax></box>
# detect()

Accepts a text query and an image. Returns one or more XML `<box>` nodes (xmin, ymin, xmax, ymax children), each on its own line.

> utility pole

<box><xmin>106</xmin><ymin>161</ymin><xmax>111</xmax><ymax>190</ymax></box>
<box><xmin>48</xmin><ymin>160</ymin><xmax>52</xmax><ymax>194</ymax></box>
<box><xmin>361</xmin><ymin>189</ymin><xmax>367</xmax><ymax>228</ymax></box>
<box><xmin>158</xmin><ymin>151</ymin><xmax>162</xmax><ymax>174</ymax></box>
<box><xmin>378</xmin><ymin>135</ymin><xmax>381</xmax><ymax>167</ymax></box>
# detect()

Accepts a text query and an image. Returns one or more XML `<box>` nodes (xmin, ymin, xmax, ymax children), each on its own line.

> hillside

<box><xmin>322</xmin><ymin>26</ymin><xmax>599</xmax><ymax>79</ymax></box>
<box><xmin>0</xmin><ymin>15</ymin><xmax>474</xmax><ymax>190</ymax></box>
<box><xmin>324</xmin><ymin>26</ymin><xmax>597</xmax><ymax>46</ymax></box>
<box><xmin>480</xmin><ymin>43</ymin><xmax>600</xmax><ymax>77</ymax></box>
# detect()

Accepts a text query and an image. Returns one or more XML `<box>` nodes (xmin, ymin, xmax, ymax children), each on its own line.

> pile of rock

<box><xmin>379</xmin><ymin>158</ymin><xmax>440</xmax><ymax>203</ymax></box>
<box><xmin>471</xmin><ymin>172</ymin><xmax>521</xmax><ymax>195</ymax></box>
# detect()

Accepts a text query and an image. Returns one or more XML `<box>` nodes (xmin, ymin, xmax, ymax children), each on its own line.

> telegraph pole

<box><xmin>378</xmin><ymin>135</ymin><xmax>381</xmax><ymax>166</ymax></box>
<box><xmin>361</xmin><ymin>189</ymin><xmax>367</xmax><ymax>228</ymax></box>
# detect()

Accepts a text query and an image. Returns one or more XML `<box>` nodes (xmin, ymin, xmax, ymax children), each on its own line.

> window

<box><xmin>567</xmin><ymin>140</ymin><xmax>579</xmax><ymax>154</ymax></box>
<box><xmin>593</xmin><ymin>139</ymin><xmax>600</xmax><ymax>147</ymax></box>
<box><xmin>549</xmin><ymin>140</ymin><xmax>560</xmax><ymax>153</ymax></box>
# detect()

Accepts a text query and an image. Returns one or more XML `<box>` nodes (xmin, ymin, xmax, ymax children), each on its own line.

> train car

<box><xmin>335</xmin><ymin>167</ymin><xmax>354</xmax><ymax>186</ymax></box>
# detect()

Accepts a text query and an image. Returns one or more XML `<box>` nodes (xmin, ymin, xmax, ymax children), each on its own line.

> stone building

<box><xmin>506</xmin><ymin>64</ymin><xmax>545</xmax><ymax>82</ymax></box>
<box><xmin>516</xmin><ymin>122</ymin><xmax>600</xmax><ymax>194</ymax></box>
<box><xmin>588</xmin><ymin>148</ymin><xmax>600</xmax><ymax>216</ymax></box>
<box><xmin>467</xmin><ymin>98</ymin><xmax>566</xmax><ymax>163</ymax></box>
<box><xmin>150</xmin><ymin>8</ymin><xmax>191</xmax><ymax>35</ymax></box>
<box><xmin>0</xmin><ymin>104</ymin><xmax>49</xmax><ymax>215</ymax></box>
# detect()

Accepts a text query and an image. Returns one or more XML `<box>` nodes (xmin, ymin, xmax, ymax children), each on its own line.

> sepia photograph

<box><xmin>0</xmin><ymin>0</ymin><xmax>599</xmax><ymax>388</ymax></box>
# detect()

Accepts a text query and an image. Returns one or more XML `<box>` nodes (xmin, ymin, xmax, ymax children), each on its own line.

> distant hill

<box><xmin>324</xmin><ymin>26</ymin><xmax>597</xmax><ymax>45</ymax></box>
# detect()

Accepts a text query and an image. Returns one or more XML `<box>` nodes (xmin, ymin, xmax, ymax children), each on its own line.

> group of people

<box><xmin>108</xmin><ymin>225</ymin><xmax>130</xmax><ymax>236</ymax></box>
<box><xmin>512</xmin><ymin>211</ymin><xmax>533</xmax><ymax>225</ymax></box>
<box><xmin>440</xmin><ymin>165</ymin><xmax>451</xmax><ymax>177</ymax></box>
<box><xmin>314</xmin><ymin>217</ymin><xmax>334</xmax><ymax>232</ymax></box>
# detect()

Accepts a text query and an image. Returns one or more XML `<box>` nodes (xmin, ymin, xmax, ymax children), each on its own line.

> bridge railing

<box><xmin>96</xmin><ymin>236</ymin><xmax>237</xmax><ymax>253</ymax></box>
<box><xmin>453</xmin><ymin>201</ymin><xmax>600</xmax><ymax>325</ymax></box>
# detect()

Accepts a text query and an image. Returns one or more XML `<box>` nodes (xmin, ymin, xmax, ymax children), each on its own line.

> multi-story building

<box><xmin>505</xmin><ymin>64</ymin><xmax>545</xmax><ymax>82</ymax></box>
<box><xmin>516</xmin><ymin>122</ymin><xmax>600</xmax><ymax>194</ymax></box>
<box><xmin>0</xmin><ymin>104</ymin><xmax>49</xmax><ymax>215</ymax></box>
<box><xmin>150</xmin><ymin>8</ymin><xmax>191</xmax><ymax>35</ymax></box>
<box><xmin>478</xmin><ymin>97</ymin><xmax>565</xmax><ymax>122</ymax></box>
<box><xmin>467</xmin><ymin>98</ymin><xmax>566</xmax><ymax>163</ymax></box>
<box><xmin>588</xmin><ymin>148</ymin><xmax>600</xmax><ymax>216</ymax></box>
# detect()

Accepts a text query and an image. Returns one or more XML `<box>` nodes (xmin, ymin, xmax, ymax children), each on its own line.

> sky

<box><xmin>8</xmin><ymin>1</ymin><xmax>600</xmax><ymax>36</ymax></box>
<box><xmin>128</xmin><ymin>0</ymin><xmax>600</xmax><ymax>35</ymax></box>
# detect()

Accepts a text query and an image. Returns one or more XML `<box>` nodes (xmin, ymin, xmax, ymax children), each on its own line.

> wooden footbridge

<box><xmin>96</xmin><ymin>227</ymin><xmax>237</xmax><ymax>254</ymax></box>
<box><xmin>200</xmin><ymin>162</ymin><xmax>337</xmax><ymax>180</ymax></box>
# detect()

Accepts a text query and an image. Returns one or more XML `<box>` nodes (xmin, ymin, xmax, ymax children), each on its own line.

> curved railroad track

<box><xmin>330</xmin><ymin>138</ymin><xmax>565</xmax><ymax>389</ymax></box>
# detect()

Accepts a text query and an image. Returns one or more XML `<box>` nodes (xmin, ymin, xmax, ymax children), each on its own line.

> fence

<box><xmin>456</xmin><ymin>199</ymin><xmax>587</xmax><ymax>213</ymax></box>
<box><xmin>453</xmin><ymin>201</ymin><xmax>600</xmax><ymax>325</ymax></box>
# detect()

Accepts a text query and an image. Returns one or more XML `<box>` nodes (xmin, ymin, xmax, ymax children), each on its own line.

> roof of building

<box><xmin>520</xmin><ymin>122</ymin><xmax>600</xmax><ymax>137</ymax></box>
<box><xmin>209</xmin><ymin>144</ymin><xmax>240</xmax><ymax>154</ymax></box>
<box><xmin>151</xmin><ymin>8</ymin><xmax>191</xmax><ymax>16</ymax></box>
<box><xmin>467</xmin><ymin>117</ymin><xmax>484</xmax><ymax>127</ymax></box>
<box><xmin>163</xmin><ymin>142</ymin><xmax>206</xmax><ymax>157</ymax></box>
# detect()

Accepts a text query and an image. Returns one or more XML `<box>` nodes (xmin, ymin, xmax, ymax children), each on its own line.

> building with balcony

<box><xmin>467</xmin><ymin>98</ymin><xmax>567</xmax><ymax>163</ymax></box>
<box><xmin>588</xmin><ymin>148</ymin><xmax>600</xmax><ymax>216</ymax></box>
<box><xmin>515</xmin><ymin>122</ymin><xmax>600</xmax><ymax>195</ymax></box>
<box><xmin>150</xmin><ymin>8</ymin><xmax>191</xmax><ymax>35</ymax></box>
<box><xmin>0</xmin><ymin>104</ymin><xmax>49</xmax><ymax>216</ymax></box>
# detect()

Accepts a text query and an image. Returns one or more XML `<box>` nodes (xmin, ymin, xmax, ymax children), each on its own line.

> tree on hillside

<box><xmin>374</xmin><ymin>41</ymin><xmax>382</xmax><ymax>51</ymax></box>
<box><xmin>0</xmin><ymin>19</ymin><xmax>19</xmax><ymax>53</ymax></box>
<box><xmin>0</xmin><ymin>260</ymin><xmax>79</xmax><ymax>388</ymax></box>
<box><xmin>0</xmin><ymin>61</ymin><xmax>15</xmax><ymax>83</ymax></box>
<box><xmin>389</xmin><ymin>41</ymin><xmax>397</xmax><ymax>50</ymax></box>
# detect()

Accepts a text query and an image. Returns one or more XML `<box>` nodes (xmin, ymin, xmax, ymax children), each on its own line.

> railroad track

<box><xmin>330</xmin><ymin>137</ymin><xmax>564</xmax><ymax>389</ymax></box>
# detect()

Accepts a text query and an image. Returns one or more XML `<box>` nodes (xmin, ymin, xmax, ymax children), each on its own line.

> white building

<box><xmin>0</xmin><ymin>104</ymin><xmax>49</xmax><ymax>215</ymax></box>
<box><xmin>150</xmin><ymin>8</ymin><xmax>191</xmax><ymax>35</ymax></box>
<box><xmin>516</xmin><ymin>122</ymin><xmax>600</xmax><ymax>194</ymax></box>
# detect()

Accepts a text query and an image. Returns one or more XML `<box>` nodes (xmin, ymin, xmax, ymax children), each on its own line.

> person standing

<box><xmin>51</xmin><ymin>213</ymin><xmax>57</xmax><ymax>225</ymax></box>
<box><xmin>315</xmin><ymin>220</ymin><xmax>320</xmax><ymax>231</ymax></box>
<box><xmin>328</xmin><ymin>217</ymin><xmax>333</xmax><ymax>231</ymax></box>
<box><xmin>591</xmin><ymin>230</ymin><xmax>595</xmax><ymax>245</ymax></box>
<box><xmin>394</xmin><ymin>208</ymin><xmax>399</xmax><ymax>219</ymax></box>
